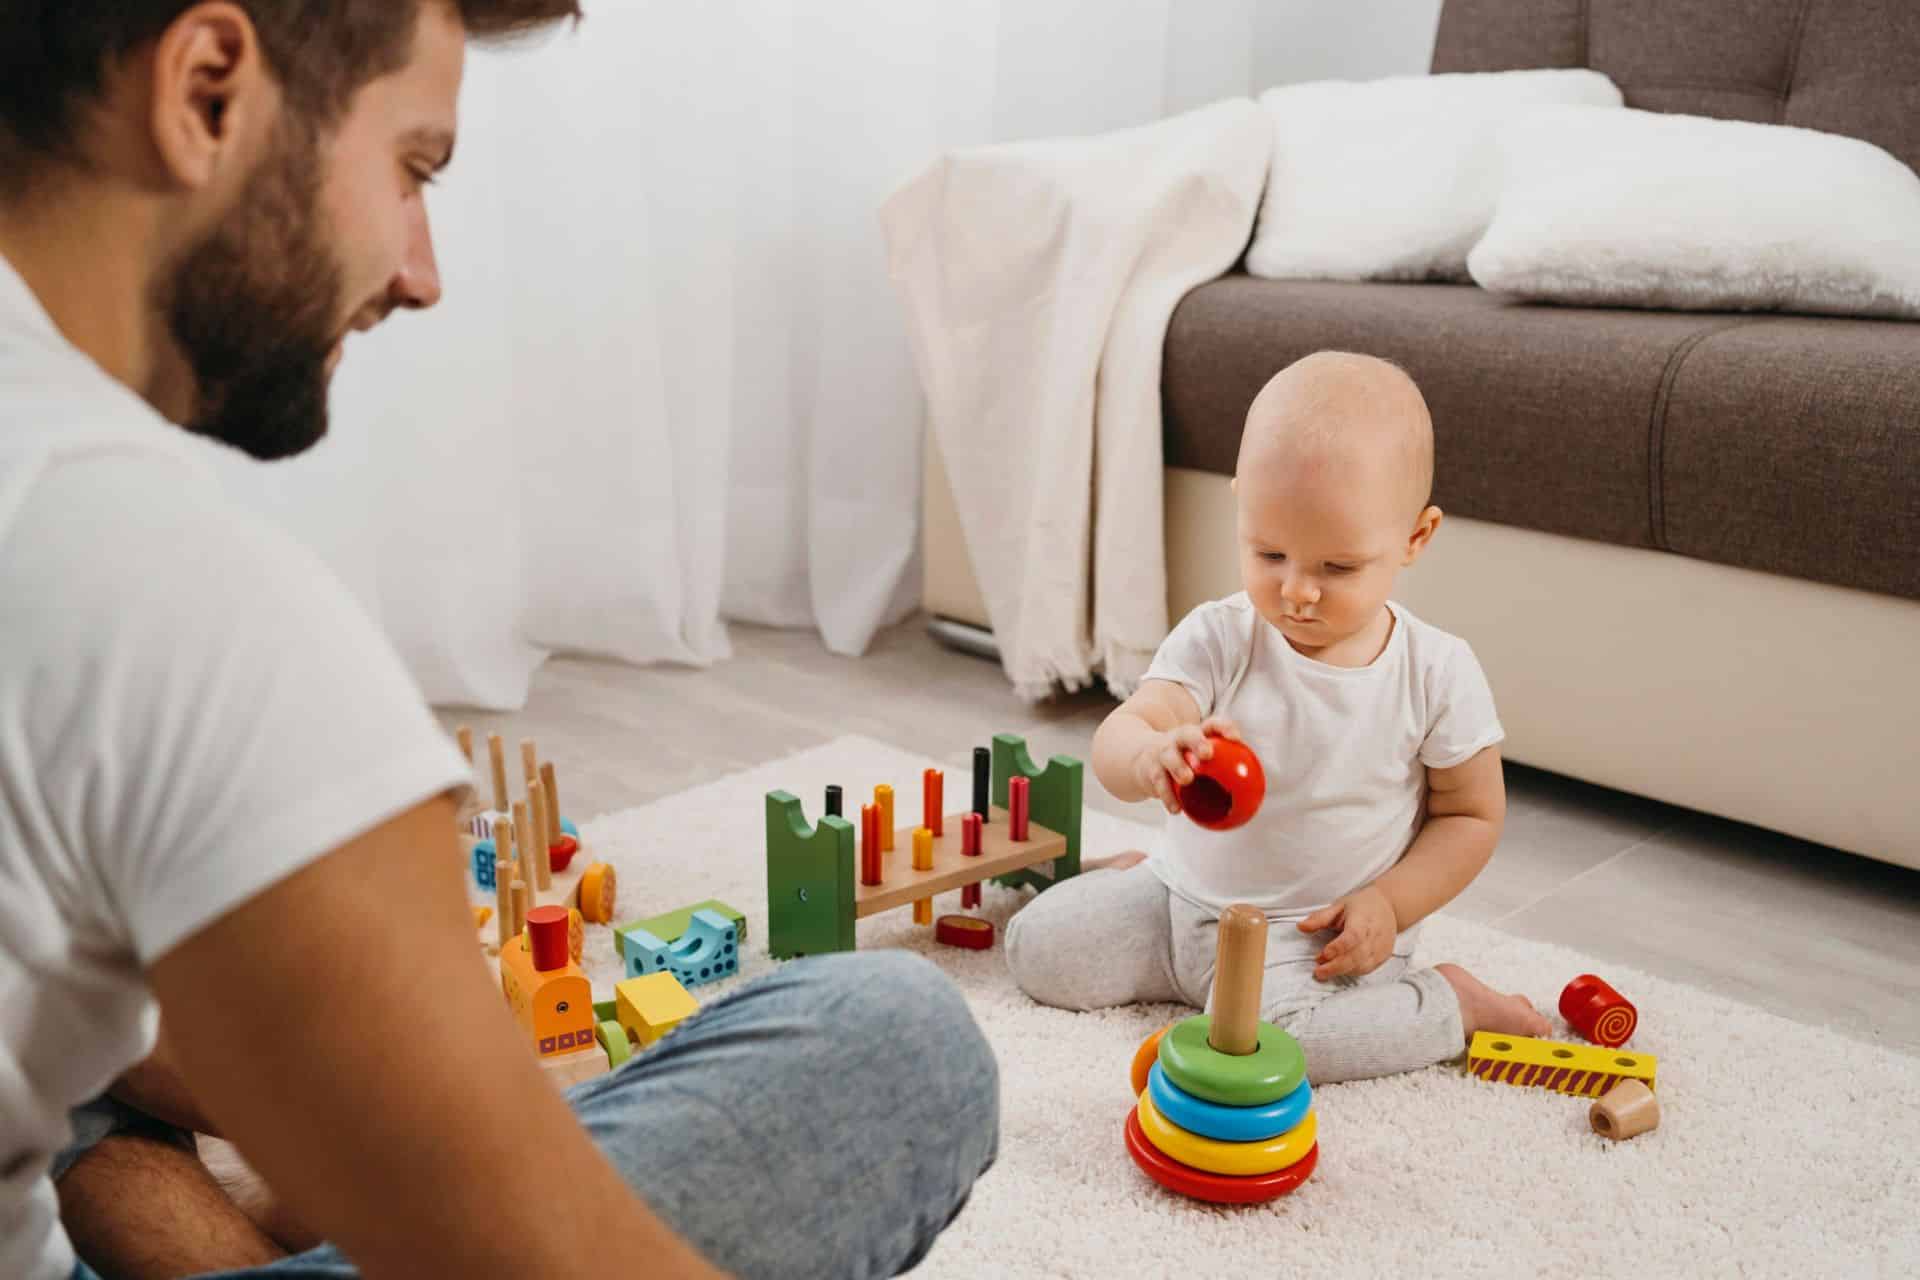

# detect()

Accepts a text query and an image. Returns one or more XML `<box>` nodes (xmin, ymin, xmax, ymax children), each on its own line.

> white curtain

<box><xmin>214</xmin><ymin>1</ymin><xmax>1283</xmax><ymax>710</ymax></box>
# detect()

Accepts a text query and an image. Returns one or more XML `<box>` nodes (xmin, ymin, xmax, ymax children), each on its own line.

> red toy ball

<box><xmin>1177</xmin><ymin>736</ymin><xmax>1266</xmax><ymax>831</ymax></box>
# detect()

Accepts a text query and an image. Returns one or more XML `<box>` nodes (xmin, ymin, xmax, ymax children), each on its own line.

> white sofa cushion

<box><xmin>1468</xmin><ymin>107</ymin><xmax>1920</xmax><ymax>319</ymax></box>
<box><xmin>1246</xmin><ymin>70</ymin><xmax>1621</xmax><ymax>283</ymax></box>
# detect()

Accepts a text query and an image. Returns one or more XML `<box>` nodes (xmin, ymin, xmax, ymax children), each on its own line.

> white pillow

<box><xmin>1246</xmin><ymin>70</ymin><xmax>1622</xmax><ymax>283</ymax></box>
<box><xmin>1468</xmin><ymin>107</ymin><xmax>1920</xmax><ymax>319</ymax></box>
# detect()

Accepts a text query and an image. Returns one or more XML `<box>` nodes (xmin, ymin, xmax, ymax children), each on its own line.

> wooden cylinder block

<box><xmin>1009</xmin><ymin>775</ymin><xmax>1030</xmax><ymax>841</ymax></box>
<box><xmin>1591</xmin><ymin>1079</ymin><xmax>1660</xmax><ymax>1141</ymax></box>
<box><xmin>876</xmin><ymin>784</ymin><xmax>895</xmax><ymax>852</ymax></box>
<box><xmin>972</xmin><ymin>746</ymin><xmax>990</xmax><ymax>823</ymax></box>
<box><xmin>527</xmin><ymin>778</ymin><xmax>552</xmax><ymax>892</ymax></box>
<box><xmin>961</xmin><ymin>811</ymin><xmax>982</xmax><ymax>857</ymax></box>
<box><xmin>861</xmin><ymin>803</ymin><xmax>882</xmax><ymax>886</ymax></box>
<box><xmin>520</xmin><ymin>738</ymin><xmax>539</xmax><ymax>784</ymax></box>
<box><xmin>1209</xmin><ymin>904</ymin><xmax>1268</xmax><ymax>1056</ymax></box>
<box><xmin>923</xmin><ymin>768</ymin><xmax>944</xmax><ymax>837</ymax></box>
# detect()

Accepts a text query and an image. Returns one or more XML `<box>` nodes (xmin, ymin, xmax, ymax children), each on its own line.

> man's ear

<box><xmin>1403</xmin><ymin>505</ymin><xmax>1443</xmax><ymax>566</ymax></box>
<box><xmin>147</xmin><ymin>4</ymin><xmax>269</xmax><ymax>191</ymax></box>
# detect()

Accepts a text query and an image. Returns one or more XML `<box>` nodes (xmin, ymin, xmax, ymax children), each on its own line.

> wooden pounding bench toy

<box><xmin>1124</xmin><ymin>905</ymin><xmax>1319</xmax><ymax>1204</ymax></box>
<box><xmin>765</xmin><ymin>733</ymin><xmax>1083</xmax><ymax>958</ymax></box>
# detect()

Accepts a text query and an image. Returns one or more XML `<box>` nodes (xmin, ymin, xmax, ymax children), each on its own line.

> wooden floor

<box><xmin>439</xmin><ymin>616</ymin><xmax>1920</xmax><ymax>1057</ymax></box>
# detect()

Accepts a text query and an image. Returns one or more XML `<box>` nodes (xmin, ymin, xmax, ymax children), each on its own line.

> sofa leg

<box><xmin>926</xmin><ymin>614</ymin><xmax>999</xmax><ymax>661</ymax></box>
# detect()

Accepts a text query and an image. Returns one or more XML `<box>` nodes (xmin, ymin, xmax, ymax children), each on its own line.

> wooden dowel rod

<box><xmin>487</xmin><ymin>734</ymin><xmax>509</xmax><ymax>814</ymax></box>
<box><xmin>526</xmin><ymin>779</ymin><xmax>552</xmax><ymax>892</ymax></box>
<box><xmin>540</xmin><ymin>761</ymin><xmax>563</xmax><ymax>846</ymax></box>
<box><xmin>520</xmin><ymin>738</ymin><xmax>539</xmax><ymax>785</ymax></box>
<box><xmin>1209</xmin><ymin>904</ymin><xmax>1268</xmax><ymax>1056</ymax></box>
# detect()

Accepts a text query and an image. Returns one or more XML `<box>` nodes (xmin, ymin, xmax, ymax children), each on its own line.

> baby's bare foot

<box><xmin>1436</xmin><ymin>963</ymin><xmax>1551</xmax><ymax>1040</ymax></box>
<box><xmin>1085</xmin><ymin>849</ymin><xmax>1148</xmax><ymax>872</ymax></box>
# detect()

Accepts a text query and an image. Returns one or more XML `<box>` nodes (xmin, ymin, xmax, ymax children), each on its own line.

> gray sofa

<box><xmin>925</xmin><ymin>0</ymin><xmax>1920</xmax><ymax>869</ymax></box>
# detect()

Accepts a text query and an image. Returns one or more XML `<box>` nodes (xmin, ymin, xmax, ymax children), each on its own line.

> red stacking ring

<box><xmin>1123</xmin><ymin>1108</ymin><xmax>1317</xmax><ymax>1205</ymax></box>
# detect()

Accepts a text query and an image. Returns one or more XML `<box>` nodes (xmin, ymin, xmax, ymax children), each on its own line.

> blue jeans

<box><xmin>70</xmin><ymin>952</ymin><xmax>998</xmax><ymax>1280</ymax></box>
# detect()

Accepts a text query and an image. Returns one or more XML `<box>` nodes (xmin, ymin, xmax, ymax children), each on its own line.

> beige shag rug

<box><xmin>214</xmin><ymin>734</ymin><xmax>1920</xmax><ymax>1276</ymax></box>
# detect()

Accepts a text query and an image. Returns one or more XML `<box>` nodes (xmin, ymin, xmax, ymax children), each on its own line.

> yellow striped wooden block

<box><xmin>1466</xmin><ymin>1031</ymin><xmax>1657</xmax><ymax>1096</ymax></box>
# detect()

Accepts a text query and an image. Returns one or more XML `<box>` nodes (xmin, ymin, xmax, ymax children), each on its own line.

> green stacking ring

<box><xmin>1158</xmin><ymin>1014</ymin><xmax>1306</xmax><ymax>1107</ymax></box>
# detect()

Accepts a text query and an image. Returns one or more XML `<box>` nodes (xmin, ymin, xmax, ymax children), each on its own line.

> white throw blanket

<box><xmin>882</xmin><ymin>101</ymin><xmax>1271</xmax><ymax>699</ymax></box>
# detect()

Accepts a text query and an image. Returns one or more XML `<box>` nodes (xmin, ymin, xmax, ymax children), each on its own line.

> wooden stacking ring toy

<box><xmin>1121</xmin><ymin>904</ymin><xmax>1318</xmax><ymax>1204</ymax></box>
<box><xmin>1146</xmin><ymin>1062</ymin><xmax>1311</xmax><ymax>1142</ymax></box>
<box><xmin>1137</xmin><ymin>1092</ymin><xmax>1317</xmax><ymax>1176</ymax></box>
<box><xmin>1159</xmin><ymin>1014</ymin><xmax>1305</xmax><ymax>1107</ymax></box>
<box><xmin>1177</xmin><ymin>735</ymin><xmax>1266</xmax><ymax>831</ymax></box>
<box><xmin>1129</xmin><ymin>1024</ymin><xmax>1173</xmax><ymax>1097</ymax></box>
<box><xmin>1560</xmin><ymin>973</ymin><xmax>1637</xmax><ymax>1048</ymax></box>
<box><xmin>1125</xmin><ymin>1110</ymin><xmax>1319</xmax><ymax>1204</ymax></box>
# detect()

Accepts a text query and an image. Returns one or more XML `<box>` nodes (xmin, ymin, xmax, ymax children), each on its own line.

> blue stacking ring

<box><xmin>1147</xmin><ymin>1061</ymin><xmax>1312</xmax><ymax>1143</ymax></box>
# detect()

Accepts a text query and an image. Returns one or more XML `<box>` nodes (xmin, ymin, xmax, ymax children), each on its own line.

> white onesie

<box><xmin>1141</xmin><ymin>592</ymin><xmax>1505</xmax><ymax>918</ymax></box>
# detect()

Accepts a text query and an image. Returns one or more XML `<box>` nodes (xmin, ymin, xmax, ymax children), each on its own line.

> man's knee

<box><xmin>786</xmin><ymin>951</ymin><xmax>997</xmax><ymax>1126</ymax></box>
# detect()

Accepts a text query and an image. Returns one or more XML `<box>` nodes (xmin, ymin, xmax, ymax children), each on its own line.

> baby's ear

<box><xmin>1404</xmin><ymin>505</ymin><xmax>1443</xmax><ymax>563</ymax></box>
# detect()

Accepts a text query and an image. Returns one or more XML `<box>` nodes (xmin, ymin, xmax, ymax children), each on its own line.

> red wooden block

<box><xmin>935</xmin><ymin>915</ymin><xmax>995</xmax><ymax>950</ymax></box>
<box><xmin>1559</xmin><ymin>973</ymin><xmax>1638</xmax><ymax>1048</ymax></box>
<box><xmin>1009</xmin><ymin>775</ymin><xmax>1030</xmax><ymax>841</ymax></box>
<box><xmin>960</xmin><ymin>883</ymin><xmax>981</xmax><ymax>910</ymax></box>
<box><xmin>547</xmin><ymin>834</ymin><xmax>580</xmax><ymax>874</ymax></box>
<box><xmin>961</xmin><ymin>811</ymin><xmax>982</xmax><ymax>856</ymax></box>
<box><xmin>1178</xmin><ymin>736</ymin><xmax>1266</xmax><ymax>831</ymax></box>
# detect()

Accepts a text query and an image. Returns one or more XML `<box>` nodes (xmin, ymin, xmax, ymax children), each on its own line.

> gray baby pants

<box><xmin>1005</xmin><ymin>862</ymin><xmax>1465</xmax><ymax>1083</ymax></box>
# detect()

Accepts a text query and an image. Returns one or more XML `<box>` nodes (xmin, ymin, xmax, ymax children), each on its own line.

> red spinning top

<box><xmin>1559</xmin><ymin>973</ymin><xmax>1637</xmax><ymax>1048</ymax></box>
<box><xmin>1177</xmin><ymin>736</ymin><xmax>1266</xmax><ymax>831</ymax></box>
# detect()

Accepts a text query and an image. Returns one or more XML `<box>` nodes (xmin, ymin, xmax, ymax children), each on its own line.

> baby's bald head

<box><xmin>1236</xmin><ymin>352</ymin><xmax>1434</xmax><ymax>523</ymax></box>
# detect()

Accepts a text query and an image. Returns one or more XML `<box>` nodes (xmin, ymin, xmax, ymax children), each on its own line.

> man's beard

<box><xmin>156</xmin><ymin>119</ymin><xmax>347</xmax><ymax>461</ymax></box>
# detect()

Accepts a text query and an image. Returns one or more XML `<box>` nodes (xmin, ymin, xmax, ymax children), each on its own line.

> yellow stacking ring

<box><xmin>1136</xmin><ymin>1091</ymin><xmax>1317</xmax><ymax>1177</ymax></box>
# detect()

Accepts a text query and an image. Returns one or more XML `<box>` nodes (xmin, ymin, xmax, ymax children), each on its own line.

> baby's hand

<box><xmin>1131</xmin><ymin>716</ymin><xmax>1243</xmax><ymax>814</ymax></box>
<box><xmin>1297</xmin><ymin>885</ymin><xmax>1397</xmax><ymax>981</ymax></box>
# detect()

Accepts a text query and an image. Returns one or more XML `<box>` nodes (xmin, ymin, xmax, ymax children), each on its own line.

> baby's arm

<box><xmin>1299</xmin><ymin>745</ymin><xmax>1506</xmax><ymax>980</ymax></box>
<box><xmin>1091</xmin><ymin>680</ymin><xmax>1240</xmax><ymax>814</ymax></box>
<box><xmin>1376</xmin><ymin>745</ymin><xmax>1506</xmax><ymax>928</ymax></box>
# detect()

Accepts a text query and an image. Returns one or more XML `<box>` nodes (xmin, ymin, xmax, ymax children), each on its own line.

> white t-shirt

<box><xmin>0</xmin><ymin>258</ymin><xmax>472</xmax><ymax>1280</ymax></box>
<box><xmin>1143</xmin><ymin>592</ymin><xmax>1504</xmax><ymax>920</ymax></box>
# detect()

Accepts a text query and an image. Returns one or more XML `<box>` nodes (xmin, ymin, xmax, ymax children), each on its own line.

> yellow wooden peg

<box><xmin>876</xmin><ymin>784</ymin><xmax>895</xmax><ymax>852</ymax></box>
<box><xmin>1466</xmin><ymin>1031</ymin><xmax>1657</xmax><ymax>1097</ymax></box>
<box><xmin>912</xmin><ymin>826</ymin><xmax>934</xmax><ymax>924</ymax></box>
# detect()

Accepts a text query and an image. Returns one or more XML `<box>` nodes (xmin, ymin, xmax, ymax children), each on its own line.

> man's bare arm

<box><xmin>109</xmin><ymin>1024</ymin><xmax>218</xmax><ymax>1136</ymax></box>
<box><xmin>148</xmin><ymin>795</ymin><xmax>727</xmax><ymax>1280</ymax></box>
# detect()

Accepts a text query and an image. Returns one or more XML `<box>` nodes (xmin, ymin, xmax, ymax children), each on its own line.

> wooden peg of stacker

<box><xmin>526</xmin><ymin>778</ymin><xmax>553</xmax><ymax>892</ymax></box>
<box><xmin>540</xmin><ymin>761</ymin><xmax>563</xmax><ymax>846</ymax></box>
<box><xmin>487</xmin><ymin>733</ymin><xmax>509</xmax><ymax>814</ymax></box>
<box><xmin>1209</xmin><ymin>904</ymin><xmax>1268</xmax><ymax>1056</ymax></box>
<box><xmin>520</xmin><ymin>738</ymin><xmax>539</xmax><ymax>785</ymax></box>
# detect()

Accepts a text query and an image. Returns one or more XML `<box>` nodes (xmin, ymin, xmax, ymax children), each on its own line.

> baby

<box><xmin>1005</xmin><ymin>351</ymin><xmax>1548</xmax><ymax>1083</ymax></box>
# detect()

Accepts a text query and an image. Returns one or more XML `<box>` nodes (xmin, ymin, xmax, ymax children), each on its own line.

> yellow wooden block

<box><xmin>1467</xmin><ymin>1031</ymin><xmax>1657</xmax><ymax>1096</ymax></box>
<box><xmin>615</xmin><ymin>972</ymin><xmax>699</xmax><ymax>1047</ymax></box>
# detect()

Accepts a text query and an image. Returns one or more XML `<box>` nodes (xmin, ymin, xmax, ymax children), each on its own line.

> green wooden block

<box><xmin>614</xmin><ymin>898</ymin><xmax>748</xmax><ymax>964</ymax></box>
<box><xmin>765</xmin><ymin>790</ymin><xmax>856</xmax><ymax>959</ymax></box>
<box><xmin>990</xmin><ymin>733</ymin><xmax>1083</xmax><ymax>894</ymax></box>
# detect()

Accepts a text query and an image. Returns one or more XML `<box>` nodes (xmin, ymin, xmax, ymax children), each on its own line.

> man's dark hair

<box><xmin>0</xmin><ymin>1</ymin><xmax>581</xmax><ymax>196</ymax></box>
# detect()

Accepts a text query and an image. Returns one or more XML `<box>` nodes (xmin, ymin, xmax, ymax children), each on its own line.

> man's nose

<box><xmin>390</xmin><ymin>201</ymin><xmax>443</xmax><ymax>311</ymax></box>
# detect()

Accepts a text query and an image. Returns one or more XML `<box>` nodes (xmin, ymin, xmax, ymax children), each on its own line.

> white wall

<box><xmin>1253</xmin><ymin>0</ymin><xmax>1444</xmax><ymax>91</ymax></box>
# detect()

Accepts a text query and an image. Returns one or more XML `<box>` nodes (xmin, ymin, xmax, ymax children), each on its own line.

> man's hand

<box><xmin>1130</xmin><ymin>715</ymin><xmax>1243</xmax><ymax>814</ymax></box>
<box><xmin>1297</xmin><ymin>885</ymin><xmax>1397</xmax><ymax>981</ymax></box>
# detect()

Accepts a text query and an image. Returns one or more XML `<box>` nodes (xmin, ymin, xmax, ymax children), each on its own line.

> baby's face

<box><xmin>1235</xmin><ymin>442</ymin><xmax>1417</xmax><ymax>655</ymax></box>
